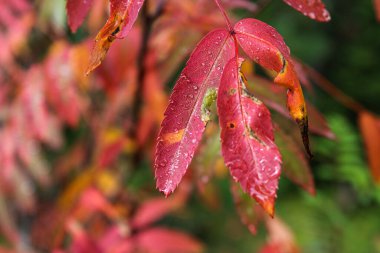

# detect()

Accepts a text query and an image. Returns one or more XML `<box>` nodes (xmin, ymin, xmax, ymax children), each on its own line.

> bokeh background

<box><xmin>0</xmin><ymin>0</ymin><xmax>380</xmax><ymax>252</ymax></box>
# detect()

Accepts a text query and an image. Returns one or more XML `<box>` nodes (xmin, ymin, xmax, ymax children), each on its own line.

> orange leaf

<box><xmin>375</xmin><ymin>0</ymin><xmax>380</xmax><ymax>22</ymax></box>
<box><xmin>359</xmin><ymin>111</ymin><xmax>380</xmax><ymax>183</ymax></box>
<box><xmin>86</xmin><ymin>0</ymin><xmax>145</xmax><ymax>74</ymax></box>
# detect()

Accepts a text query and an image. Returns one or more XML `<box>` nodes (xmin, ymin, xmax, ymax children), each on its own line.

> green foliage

<box><xmin>314</xmin><ymin>115</ymin><xmax>380</xmax><ymax>203</ymax></box>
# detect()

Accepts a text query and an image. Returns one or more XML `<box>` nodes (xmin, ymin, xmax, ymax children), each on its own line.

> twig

<box><xmin>305</xmin><ymin>65</ymin><xmax>366</xmax><ymax>113</ymax></box>
<box><xmin>131</xmin><ymin>0</ymin><xmax>165</xmax><ymax>163</ymax></box>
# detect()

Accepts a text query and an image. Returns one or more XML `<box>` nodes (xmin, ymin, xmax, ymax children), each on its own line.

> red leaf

<box><xmin>98</xmin><ymin>139</ymin><xmax>125</xmax><ymax>168</ymax></box>
<box><xmin>66</xmin><ymin>0</ymin><xmax>94</xmax><ymax>32</ymax></box>
<box><xmin>225</xmin><ymin>0</ymin><xmax>258</xmax><ymax>12</ymax></box>
<box><xmin>86</xmin><ymin>0</ymin><xmax>145</xmax><ymax>74</ymax></box>
<box><xmin>131</xmin><ymin>185</ymin><xmax>189</xmax><ymax>229</ymax></box>
<box><xmin>155</xmin><ymin>29</ymin><xmax>234</xmax><ymax>196</ymax></box>
<box><xmin>282</xmin><ymin>0</ymin><xmax>330</xmax><ymax>22</ymax></box>
<box><xmin>358</xmin><ymin>111</ymin><xmax>380</xmax><ymax>183</ymax></box>
<box><xmin>98</xmin><ymin>226</ymin><xmax>133</xmax><ymax>253</ymax></box>
<box><xmin>217</xmin><ymin>58</ymin><xmax>281</xmax><ymax>217</ymax></box>
<box><xmin>136</xmin><ymin>228</ymin><xmax>203</xmax><ymax>253</ymax></box>
<box><xmin>66</xmin><ymin>219</ymin><xmax>101</xmax><ymax>253</ymax></box>
<box><xmin>260</xmin><ymin>217</ymin><xmax>299</xmax><ymax>253</ymax></box>
<box><xmin>375</xmin><ymin>0</ymin><xmax>380</xmax><ymax>22</ymax></box>
<box><xmin>234</xmin><ymin>18</ymin><xmax>311</xmax><ymax>157</ymax></box>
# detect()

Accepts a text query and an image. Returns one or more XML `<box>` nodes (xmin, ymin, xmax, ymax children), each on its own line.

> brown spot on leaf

<box><xmin>227</xmin><ymin>122</ymin><xmax>236</xmax><ymax>129</ymax></box>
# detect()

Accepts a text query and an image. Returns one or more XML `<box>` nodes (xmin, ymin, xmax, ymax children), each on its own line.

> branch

<box><xmin>130</xmin><ymin>0</ymin><xmax>166</xmax><ymax>163</ymax></box>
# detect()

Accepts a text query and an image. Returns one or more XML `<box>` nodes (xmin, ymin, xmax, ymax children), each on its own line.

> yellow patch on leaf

<box><xmin>262</xmin><ymin>198</ymin><xmax>275</xmax><ymax>218</ymax></box>
<box><xmin>274</xmin><ymin>60</ymin><xmax>311</xmax><ymax>157</ymax></box>
<box><xmin>274</xmin><ymin>60</ymin><xmax>297</xmax><ymax>90</ymax></box>
<box><xmin>163</xmin><ymin>129</ymin><xmax>185</xmax><ymax>145</ymax></box>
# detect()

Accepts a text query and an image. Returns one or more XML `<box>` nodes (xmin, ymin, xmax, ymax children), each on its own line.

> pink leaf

<box><xmin>154</xmin><ymin>29</ymin><xmax>234</xmax><ymax>196</ymax></box>
<box><xmin>98</xmin><ymin>226</ymin><xmax>133</xmax><ymax>253</ymax></box>
<box><xmin>217</xmin><ymin>58</ymin><xmax>282</xmax><ymax>217</ymax></box>
<box><xmin>283</xmin><ymin>0</ymin><xmax>331</xmax><ymax>22</ymax></box>
<box><xmin>136</xmin><ymin>228</ymin><xmax>203</xmax><ymax>253</ymax></box>
<box><xmin>260</xmin><ymin>217</ymin><xmax>299</xmax><ymax>253</ymax></box>
<box><xmin>234</xmin><ymin>18</ymin><xmax>311</xmax><ymax>157</ymax></box>
<box><xmin>225</xmin><ymin>0</ymin><xmax>258</xmax><ymax>12</ymax></box>
<box><xmin>131</xmin><ymin>192</ymin><xmax>187</xmax><ymax>229</ymax></box>
<box><xmin>66</xmin><ymin>0</ymin><xmax>94</xmax><ymax>32</ymax></box>
<box><xmin>66</xmin><ymin>219</ymin><xmax>101</xmax><ymax>253</ymax></box>
<box><xmin>234</xmin><ymin>19</ymin><xmax>290</xmax><ymax>73</ymax></box>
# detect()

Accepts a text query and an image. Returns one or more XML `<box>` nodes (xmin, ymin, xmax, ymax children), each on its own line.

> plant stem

<box><xmin>213</xmin><ymin>0</ymin><xmax>233</xmax><ymax>31</ymax></box>
<box><xmin>305</xmin><ymin>65</ymin><xmax>366</xmax><ymax>113</ymax></box>
<box><xmin>132</xmin><ymin>0</ymin><xmax>165</xmax><ymax>164</ymax></box>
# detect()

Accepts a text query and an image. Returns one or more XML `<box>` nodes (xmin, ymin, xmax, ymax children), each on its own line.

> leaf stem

<box><xmin>213</xmin><ymin>0</ymin><xmax>233</xmax><ymax>31</ymax></box>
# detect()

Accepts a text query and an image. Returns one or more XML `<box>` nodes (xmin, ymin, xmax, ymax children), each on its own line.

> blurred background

<box><xmin>0</xmin><ymin>0</ymin><xmax>380</xmax><ymax>252</ymax></box>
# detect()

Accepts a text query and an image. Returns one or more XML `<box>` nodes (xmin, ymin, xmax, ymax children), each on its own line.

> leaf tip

<box><xmin>85</xmin><ymin>37</ymin><xmax>113</xmax><ymax>75</ymax></box>
<box><xmin>306</xmin><ymin>184</ymin><xmax>316</xmax><ymax>196</ymax></box>
<box><xmin>296</xmin><ymin>117</ymin><xmax>312</xmax><ymax>158</ymax></box>
<box><xmin>162</xmin><ymin>188</ymin><xmax>174</xmax><ymax>198</ymax></box>
<box><xmin>262</xmin><ymin>199</ymin><xmax>275</xmax><ymax>218</ymax></box>
<box><xmin>156</xmin><ymin>179</ymin><xmax>176</xmax><ymax>198</ymax></box>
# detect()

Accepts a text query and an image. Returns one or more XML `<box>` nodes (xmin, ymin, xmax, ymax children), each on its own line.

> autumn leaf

<box><xmin>155</xmin><ymin>29</ymin><xmax>234</xmax><ymax>196</ymax></box>
<box><xmin>282</xmin><ymin>0</ymin><xmax>330</xmax><ymax>22</ymax></box>
<box><xmin>131</xmin><ymin>184</ymin><xmax>189</xmax><ymax>229</ymax></box>
<box><xmin>66</xmin><ymin>0</ymin><xmax>94</xmax><ymax>32</ymax></box>
<box><xmin>225</xmin><ymin>0</ymin><xmax>258</xmax><ymax>12</ymax></box>
<box><xmin>234</xmin><ymin>18</ymin><xmax>312</xmax><ymax>157</ymax></box>
<box><xmin>86</xmin><ymin>0</ymin><xmax>145</xmax><ymax>74</ymax></box>
<box><xmin>217</xmin><ymin>58</ymin><xmax>282</xmax><ymax>217</ymax></box>
<box><xmin>375</xmin><ymin>0</ymin><xmax>380</xmax><ymax>22</ymax></box>
<box><xmin>359</xmin><ymin>111</ymin><xmax>380</xmax><ymax>183</ymax></box>
<box><xmin>136</xmin><ymin>228</ymin><xmax>203</xmax><ymax>253</ymax></box>
<box><xmin>260</xmin><ymin>217</ymin><xmax>299</xmax><ymax>253</ymax></box>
